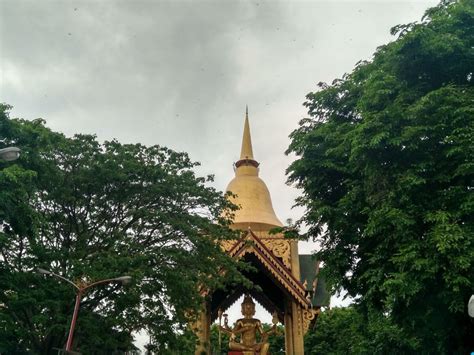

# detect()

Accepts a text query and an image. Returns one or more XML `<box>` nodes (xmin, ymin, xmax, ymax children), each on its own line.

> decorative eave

<box><xmin>224</xmin><ymin>229</ymin><xmax>311</xmax><ymax>309</ymax></box>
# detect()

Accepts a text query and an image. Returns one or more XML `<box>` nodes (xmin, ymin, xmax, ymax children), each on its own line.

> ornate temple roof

<box><xmin>213</xmin><ymin>229</ymin><xmax>311</xmax><ymax>322</ymax></box>
<box><xmin>226</xmin><ymin>108</ymin><xmax>283</xmax><ymax>231</ymax></box>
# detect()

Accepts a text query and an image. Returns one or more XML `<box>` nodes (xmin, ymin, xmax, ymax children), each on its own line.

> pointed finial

<box><xmin>240</xmin><ymin>106</ymin><xmax>254</xmax><ymax>160</ymax></box>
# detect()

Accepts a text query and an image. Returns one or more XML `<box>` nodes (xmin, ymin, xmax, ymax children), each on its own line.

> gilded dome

<box><xmin>225</xmin><ymin>109</ymin><xmax>283</xmax><ymax>231</ymax></box>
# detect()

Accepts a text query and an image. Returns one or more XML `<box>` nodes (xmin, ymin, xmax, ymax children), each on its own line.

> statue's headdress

<box><xmin>242</xmin><ymin>294</ymin><xmax>255</xmax><ymax>306</ymax></box>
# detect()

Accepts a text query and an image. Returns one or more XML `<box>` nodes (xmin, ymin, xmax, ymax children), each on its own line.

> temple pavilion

<box><xmin>194</xmin><ymin>109</ymin><xmax>329</xmax><ymax>355</ymax></box>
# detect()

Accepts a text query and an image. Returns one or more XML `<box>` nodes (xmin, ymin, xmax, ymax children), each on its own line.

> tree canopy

<box><xmin>0</xmin><ymin>104</ymin><xmax>244</xmax><ymax>354</ymax></box>
<box><xmin>305</xmin><ymin>306</ymin><xmax>416</xmax><ymax>354</ymax></box>
<box><xmin>287</xmin><ymin>0</ymin><xmax>473</xmax><ymax>352</ymax></box>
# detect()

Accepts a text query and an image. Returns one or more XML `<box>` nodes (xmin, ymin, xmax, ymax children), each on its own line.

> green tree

<box><xmin>263</xmin><ymin>323</ymin><xmax>285</xmax><ymax>355</ymax></box>
<box><xmin>305</xmin><ymin>307</ymin><xmax>416</xmax><ymax>354</ymax></box>
<box><xmin>0</xmin><ymin>104</ymin><xmax>244</xmax><ymax>354</ymax></box>
<box><xmin>210</xmin><ymin>323</ymin><xmax>230</xmax><ymax>355</ymax></box>
<box><xmin>305</xmin><ymin>307</ymin><xmax>366</xmax><ymax>354</ymax></box>
<box><xmin>287</xmin><ymin>0</ymin><xmax>474</xmax><ymax>352</ymax></box>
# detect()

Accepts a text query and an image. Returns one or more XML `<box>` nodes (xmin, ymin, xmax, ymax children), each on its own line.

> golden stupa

<box><xmin>226</xmin><ymin>108</ymin><xmax>283</xmax><ymax>232</ymax></box>
<box><xmin>194</xmin><ymin>108</ymin><xmax>324</xmax><ymax>355</ymax></box>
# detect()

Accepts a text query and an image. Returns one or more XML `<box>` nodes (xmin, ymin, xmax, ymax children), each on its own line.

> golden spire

<box><xmin>240</xmin><ymin>105</ymin><xmax>254</xmax><ymax>160</ymax></box>
<box><xmin>225</xmin><ymin>108</ymin><xmax>283</xmax><ymax>232</ymax></box>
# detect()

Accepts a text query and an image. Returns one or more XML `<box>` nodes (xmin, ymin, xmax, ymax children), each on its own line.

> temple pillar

<box><xmin>289</xmin><ymin>240</ymin><xmax>305</xmax><ymax>354</ymax></box>
<box><xmin>284</xmin><ymin>299</ymin><xmax>294</xmax><ymax>355</ymax></box>
<box><xmin>291</xmin><ymin>301</ymin><xmax>305</xmax><ymax>355</ymax></box>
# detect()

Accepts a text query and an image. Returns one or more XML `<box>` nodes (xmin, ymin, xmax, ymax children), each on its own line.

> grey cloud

<box><xmin>1</xmin><ymin>0</ymin><xmax>438</xmax><ymax>224</ymax></box>
<box><xmin>1</xmin><ymin>1</ymin><xmax>295</xmax><ymax>156</ymax></box>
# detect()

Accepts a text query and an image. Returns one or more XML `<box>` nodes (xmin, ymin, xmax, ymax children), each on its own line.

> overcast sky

<box><xmin>1</xmin><ymin>0</ymin><xmax>439</xmax><ymax>348</ymax></box>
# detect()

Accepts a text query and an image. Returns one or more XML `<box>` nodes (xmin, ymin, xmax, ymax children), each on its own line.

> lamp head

<box><xmin>37</xmin><ymin>268</ymin><xmax>51</xmax><ymax>275</ymax></box>
<box><xmin>116</xmin><ymin>276</ymin><xmax>132</xmax><ymax>285</ymax></box>
<box><xmin>0</xmin><ymin>147</ymin><xmax>20</xmax><ymax>161</ymax></box>
<box><xmin>469</xmin><ymin>295</ymin><xmax>474</xmax><ymax>318</ymax></box>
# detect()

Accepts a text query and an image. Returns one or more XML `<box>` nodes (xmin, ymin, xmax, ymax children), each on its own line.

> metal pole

<box><xmin>65</xmin><ymin>291</ymin><xmax>82</xmax><ymax>352</ymax></box>
<box><xmin>36</xmin><ymin>269</ymin><xmax>131</xmax><ymax>353</ymax></box>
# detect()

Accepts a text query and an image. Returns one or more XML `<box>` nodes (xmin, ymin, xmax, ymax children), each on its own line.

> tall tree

<box><xmin>0</xmin><ymin>104</ymin><xmax>244</xmax><ymax>354</ymax></box>
<box><xmin>287</xmin><ymin>0</ymin><xmax>474</xmax><ymax>352</ymax></box>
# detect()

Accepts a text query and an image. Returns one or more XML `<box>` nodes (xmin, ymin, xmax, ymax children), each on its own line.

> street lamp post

<box><xmin>0</xmin><ymin>147</ymin><xmax>20</xmax><ymax>161</ymax></box>
<box><xmin>37</xmin><ymin>268</ymin><xmax>131</xmax><ymax>353</ymax></box>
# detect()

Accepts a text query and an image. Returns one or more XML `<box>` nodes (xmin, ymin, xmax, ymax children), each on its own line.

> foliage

<box><xmin>264</xmin><ymin>323</ymin><xmax>285</xmax><ymax>354</ymax></box>
<box><xmin>305</xmin><ymin>306</ymin><xmax>417</xmax><ymax>354</ymax></box>
<box><xmin>210</xmin><ymin>323</ymin><xmax>230</xmax><ymax>355</ymax></box>
<box><xmin>287</xmin><ymin>0</ymin><xmax>474</xmax><ymax>352</ymax></box>
<box><xmin>145</xmin><ymin>328</ymin><xmax>198</xmax><ymax>355</ymax></box>
<box><xmin>0</xmin><ymin>104</ymin><xmax>245</xmax><ymax>353</ymax></box>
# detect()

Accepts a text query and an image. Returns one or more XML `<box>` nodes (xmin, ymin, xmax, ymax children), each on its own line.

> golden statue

<box><xmin>219</xmin><ymin>295</ymin><xmax>278</xmax><ymax>355</ymax></box>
